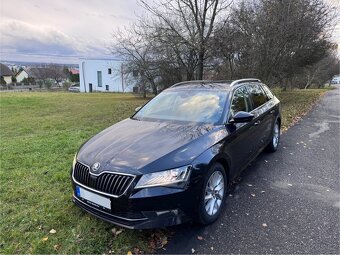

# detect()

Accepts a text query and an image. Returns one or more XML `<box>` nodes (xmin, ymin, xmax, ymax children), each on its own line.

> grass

<box><xmin>0</xmin><ymin>88</ymin><xmax>331</xmax><ymax>254</ymax></box>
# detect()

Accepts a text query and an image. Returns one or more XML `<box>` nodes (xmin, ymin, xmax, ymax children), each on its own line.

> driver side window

<box><xmin>229</xmin><ymin>87</ymin><xmax>251</xmax><ymax>119</ymax></box>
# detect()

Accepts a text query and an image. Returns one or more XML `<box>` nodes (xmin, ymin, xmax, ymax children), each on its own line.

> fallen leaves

<box><xmin>262</xmin><ymin>223</ymin><xmax>268</xmax><ymax>227</ymax></box>
<box><xmin>127</xmin><ymin>251</ymin><xmax>133</xmax><ymax>255</ymax></box>
<box><xmin>250</xmin><ymin>193</ymin><xmax>256</xmax><ymax>197</ymax></box>
<box><xmin>53</xmin><ymin>244</ymin><xmax>61</xmax><ymax>251</ymax></box>
<box><xmin>287</xmin><ymin>183</ymin><xmax>293</xmax><ymax>187</ymax></box>
<box><xmin>149</xmin><ymin>232</ymin><xmax>168</xmax><ymax>250</ymax></box>
<box><xmin>197</xmin><ymin>236</ymin><xmax>203</xmax><ymax>240</ymax></box>
<box><xmin>111</xmin><ymin>228</ymin><xmax>124</xmax><ymax>238</ymax></box>
<box><xmin>42</xmin><ymin>237</ymin><xmax>48</xmax><ymax>242</ymax></box>
<box><xmin>49</xmin><ymin>229</ymin><xmax>57</xmax><ymax>234</ymax></box>
<box><xmin>191</xmin><ymin>248</ymin><xmax>195</xmax><ymax>253</ymax></box>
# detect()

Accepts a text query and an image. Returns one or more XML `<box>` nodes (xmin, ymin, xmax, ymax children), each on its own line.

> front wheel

<box><xmin>266</xmin><ymin>121</ymin><xmax>280</xmax><ymax>152</ymax></box>
<box><xmin>197</xmin><ymin>163</ymin><xmax>227</xmax><ymax>225</ymax></box>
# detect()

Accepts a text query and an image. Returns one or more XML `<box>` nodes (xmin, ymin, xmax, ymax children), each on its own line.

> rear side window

<box><xmin>230</xmin><ymin>87</ymin><xmax>251</xmax><ymax>117</ymax></box>
<box><xmin>247</xmin><ymin>84</ymin><xmax>269</xmax><ymax>109</ymax></box>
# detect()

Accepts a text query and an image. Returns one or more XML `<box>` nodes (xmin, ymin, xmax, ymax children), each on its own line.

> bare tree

<box><xmin>113</xmin><ymin>25</ymin><xmax>160</xmax><ymax>97</ymax></box>
<box><xmin>28</xmin><ymin>64</ymin><xmax>67</xmax><ymax>88</ymax></box>
<box><xmin>211</xmin><ymin>0</ymin><xmax>336</xmax><ymax>88</ymax></box>
<box><xmin>112</xmin><ymin>0</ymin><xmax>232</xmax><ymax>90</ymax></box>
<box><xmin>47</xmin><ymin>64</ymin><xmax>67</xmax><ymax>87</ymax></box>
<box><xmin>301</xmin><ymin>50</ymin><xmax>339</xmax><ymax>89</ymax></box>
<box><xmin>139</xmin><ymin>0</ymin><xmax>232</xmax><ymax>80</ymax></box>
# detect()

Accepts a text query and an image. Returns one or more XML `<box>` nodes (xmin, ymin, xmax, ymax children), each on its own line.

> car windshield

<box><xmin>133</xmin><ymin>90</ymin><xmax>228</xmax><ymax>124</ymax></box>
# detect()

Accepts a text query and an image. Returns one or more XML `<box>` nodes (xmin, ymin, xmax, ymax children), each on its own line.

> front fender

<box><xmin>191</xmin><ymin>141</ymin><xmax>232</xmax><ymax>182</ymax></box>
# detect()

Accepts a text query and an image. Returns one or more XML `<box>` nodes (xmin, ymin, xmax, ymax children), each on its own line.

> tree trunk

<box><xmin>152</xmin><ymin>85</ymin><xmax>157</xmax><ymax>95</ymax></box>
<box><xmin>141</xmin><ymin>80</ymin><xmax>147</xmax><ymax>98</ymax></box>
<box><xmin>197</xmin><ymin>51</ymin><xmax>204</xmax><ymax>80</ymax></box>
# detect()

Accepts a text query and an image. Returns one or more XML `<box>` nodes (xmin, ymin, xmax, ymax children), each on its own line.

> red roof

<box><xmin>69</xmin><ymin>68</ymin><xmax>79</xmax><ymax>75</ymax></box>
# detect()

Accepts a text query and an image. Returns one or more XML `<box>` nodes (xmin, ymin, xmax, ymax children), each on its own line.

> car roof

<box><xmin>167</xmin><ymin>79</ymin><xmax>261</xmax><ymax>91</ymax></box>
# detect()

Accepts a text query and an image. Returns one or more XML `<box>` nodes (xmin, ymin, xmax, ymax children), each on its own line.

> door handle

<box><xmin>254</xmin><ymin>120</ymin><xmax>261</xmax><ymax>126</ymax></box>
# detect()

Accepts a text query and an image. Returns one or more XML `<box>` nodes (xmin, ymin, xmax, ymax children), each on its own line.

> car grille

<box><xmin>73</xmin><ymin>162</ymin><xmax>134</xmax><ymax>197</ymax></box>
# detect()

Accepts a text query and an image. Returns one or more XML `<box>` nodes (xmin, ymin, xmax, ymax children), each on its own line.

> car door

<box><xmin>246</xmin><ymin>83</ymin><xmax>273</xmax><ymax>153</ymax></box>
<box><xmin>224</xmin><ymin>86</ymin><xmax>257</xmax><ymax>177</ymax></box>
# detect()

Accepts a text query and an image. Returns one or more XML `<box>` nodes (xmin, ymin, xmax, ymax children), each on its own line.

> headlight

<box><xmin>72</xmin><ymin>153</ymin><xmax>77</xmax><ymax>169</ymax></box>
<box><xmin>135</xmin><ymin>165</ymin><xmax>191</xmax><ymax>189</ymax></box>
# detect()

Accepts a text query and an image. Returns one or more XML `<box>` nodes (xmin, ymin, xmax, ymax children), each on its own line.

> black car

<box><xmin>71</xmin><ymin>78</ymin><xmax>281</xmax><ymax>229</ymax></box>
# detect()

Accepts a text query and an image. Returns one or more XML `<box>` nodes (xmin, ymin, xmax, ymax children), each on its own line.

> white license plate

<box><xmin>76</xmin><ymin>186</ymin><xmax>111</xmax><ymax>210</ymax></box>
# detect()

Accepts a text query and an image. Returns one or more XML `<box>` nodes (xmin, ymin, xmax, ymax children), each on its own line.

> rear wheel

<box><xmin>197</xmin><ymin>163</ymin><xmax>227</xmax><ymax>225</ymax></box>
<box><xmin>266</xmin><ymin>121</ymin><xmax>280</xmax><ymax>152</ymax></box>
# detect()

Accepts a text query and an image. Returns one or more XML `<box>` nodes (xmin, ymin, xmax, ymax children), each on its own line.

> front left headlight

<box><xmin>135</xmin><ymin>165</ymin><xmax>191</xmax><ymax>189</ymax></box>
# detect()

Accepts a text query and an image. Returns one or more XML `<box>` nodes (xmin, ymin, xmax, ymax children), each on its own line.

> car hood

<box><xmin>77</xmin><ymin>118</ymin><xmax>227</xmax><ymax>175</ymax></box>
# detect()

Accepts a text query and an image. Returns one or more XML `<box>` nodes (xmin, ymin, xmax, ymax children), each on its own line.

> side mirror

<box><xmin>229</xmin><ymin>111</ymin><xmax>254</xmax><ymax>124</ymax></box>
<box><xmin>135</xmin><ymin>106</ymin><xmax>142</xmax><ymax>112</ymax></box>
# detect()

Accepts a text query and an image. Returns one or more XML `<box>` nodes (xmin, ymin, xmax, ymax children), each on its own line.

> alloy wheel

<box><xmin>273</xmin><ymin>123</ymin><xmax>280</xmax><ymax>148</ymax></box>
<box><xmin>204</xmin><ymin>171</ymin><xmax>225</xmax><ymax>216</ymax></box>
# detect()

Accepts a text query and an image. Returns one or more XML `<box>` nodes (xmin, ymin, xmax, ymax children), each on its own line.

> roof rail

<box><xmin>171</xmin><ymin>80</ymin><xmax>233</xmax><ymax>88</ymax></box>
<box><xmin>230</xmin><ymin>78</ymin><xmax>261</xmax><ymax>87</ymax></box>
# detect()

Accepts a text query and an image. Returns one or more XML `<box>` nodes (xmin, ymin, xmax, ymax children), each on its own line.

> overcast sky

<box><xmin>0</xmin><ymin>0</ymin><xmax>339</xmax><ymax>64</ymax></box>
<box><xmin>0</xmin><ymin>0</ymin><xmax>146</xmax><ymax>63</ymax></box>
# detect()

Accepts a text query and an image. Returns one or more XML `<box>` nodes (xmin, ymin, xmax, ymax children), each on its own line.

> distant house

<box><xmin>16</xmin><ymin>69</ymin><xmax>29</xmax><ymax>83</ymax></box>
<box><xmin>79</xmin><ymin>59</ymin><xmax>133</xmax><ymax>93</ymax></box>
<box><xmin>0</xmin><ymin>63</ymin><xmax>14</xmax><ymax>84</ymax></box>
<box><xmin>69</xmin><ymin>68</ymin><xmax>79</xmax><ymax>75</ymax></box>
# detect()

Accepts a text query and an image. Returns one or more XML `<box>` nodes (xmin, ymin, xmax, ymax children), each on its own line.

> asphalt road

<box><xmin>161</xmin><ymin>87</ymin><xmax>340</xmax><ymax>254</ymax></box>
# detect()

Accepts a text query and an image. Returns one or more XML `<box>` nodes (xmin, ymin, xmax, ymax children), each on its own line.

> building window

<box><xmin>105</xmin><ymin>85</ymin><xmax>109</xmax><ymax>91</ymax></box>
<box><xmin>108</xmin><ymin>68</ymin><xmax>112</xmax><ymax>74</ymax></box>
<box><xmin>97</xmin><ymin>71</ymin><xmax>102</xmax><ymax>87</ymax></box>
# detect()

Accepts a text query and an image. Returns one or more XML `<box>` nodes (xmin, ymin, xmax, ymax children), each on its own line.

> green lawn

<box><xmin>0</xmin><ymin>89</ymin><xmax>331</xmax><ymax>254</ymax></box>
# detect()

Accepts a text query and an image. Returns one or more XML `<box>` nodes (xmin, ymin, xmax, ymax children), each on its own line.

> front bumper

<box><xmin>72</xmin><ymin>195</ymin><xmax>189</xmax><ymax>229</ymax></box>
<box><xmin>71</xmin><ymin>182</ymin><xmax>199</xmax><ymax>229</ymax></box>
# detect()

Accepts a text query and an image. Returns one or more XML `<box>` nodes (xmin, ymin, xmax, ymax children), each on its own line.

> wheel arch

<box><xmin>209</xmin><ymin>155</ymin><xmax>231</xmax><ymax>184</ymax></box>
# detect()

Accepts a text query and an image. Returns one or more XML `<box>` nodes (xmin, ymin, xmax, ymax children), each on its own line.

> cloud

<box><xmin>0</xmin><ymin>20</ymin><xmax>89</xmax><ymax>56</ymax></box>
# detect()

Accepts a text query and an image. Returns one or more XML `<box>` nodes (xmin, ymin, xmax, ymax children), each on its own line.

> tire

<box><xmin>197</xmin><ymin>162</ymin><xmax>227</xmax><ymax>225</ymax></box>
<box><xmin>266</xmin><ymin>120</ymin><xmax>280</xmax><ymax>152</ymax></box>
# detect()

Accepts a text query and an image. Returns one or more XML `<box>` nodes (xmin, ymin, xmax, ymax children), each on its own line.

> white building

<box><xmin>79</xmin><ymin>59</ymin><xmax>133</xmax><ymax>93</ymax></box>
<box><xmin>15</xmin><ymin>69</ymin><xmax>29</xmax><ymax>83</ymax></box>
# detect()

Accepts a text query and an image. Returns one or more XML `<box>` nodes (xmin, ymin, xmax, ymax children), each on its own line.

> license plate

<box><xmin>76</xmin><ymin>186</ymin><xmax>111</xmax><ymax>210</ymax></box>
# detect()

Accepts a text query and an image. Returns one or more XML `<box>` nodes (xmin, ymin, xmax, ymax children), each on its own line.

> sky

<box><xmin>0</xmin><ymin>0</ymin><xmax>146</xmax><ymax>63</ymax></box>
<box><xmin>0</xmin><ymin>0</ymin><xmax>339</xmax><ymax>64</ymax></box>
